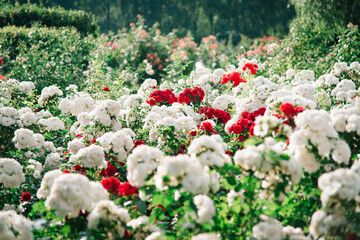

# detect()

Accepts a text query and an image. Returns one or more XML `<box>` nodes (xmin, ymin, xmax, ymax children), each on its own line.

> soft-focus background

<box><xmin>2</xmin><ymin>0</ymin><xmax>297</xmax><ymax>42</ymax></box>
<box><xmin>0</xmin><ymin>0</ymin><xmax>360</xmax><ymax>91</ymax></box>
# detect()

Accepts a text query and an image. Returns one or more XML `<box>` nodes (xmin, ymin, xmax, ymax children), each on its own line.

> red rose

<box><xmin>279</xmin><ymin>103</ymin><xmax>295</xmax><ymax>117</ymax></box>
<box><xmin>101</xmin><ymin>162</ymin><xmax>117</xmax><ymax>176</ymax></box>
<box><xmin>118</xmin><ymin>182</ymin><xmax>138</xmax><ymax>196</ymax></box>
<box><xmin>103</xmin><ymin>87</ymin><xmax>110</xmax><ymax>92</ymax></box>
<box><xmin>242</xmin><ymin>63</ymin><xmax>258</xmax><ymax>75</ymax></box>
<box><xmin>190</xmin><ymin>130</ymin><xmax>197</xmax><ymax>136</ymax></box>
<box><xmin>229</xmin><ymin>125</ymin><xmax>243</xmax><ymax>134</ymax></box>
<box><xmin>133</xmin><ymin>140</ymin><xmax>145</xmax><ymax>147</ymax></box>
<box><xmin>73</xmin><ymin>165</ymin><xmax>83</xmax><ymax>172</ymax></box>
<box><xmin>294</xmin><ymin>106</ymin><xmax>304</xmax><ymax>113</ymax></box>
<box><xmin>201</xmin><ymin>122</ymin><xmax>213</xmax><ymax>132</ymax></box>
<box><xmin>147</xmin><ymin>89</ymin><xmax>177</xmax><ymax>106</ymax></box>
<box><xmin>21</xmin><ymin>192</ymin><xmax>31</xmax><ymax>202</ymax></box>
<box><xmin>347</xmin><ymin>233</ymin><xmax>356</xmax><ymax>240</ymax></box>
<box><xmin>101</xmin><ymin>177</ymin><xmax>120</xmax><ymax>194</ymax></box>
<box><xmin>221</xmin><ymin>72</ymin><xmax>246</xmax><ymax>87</ymax></box>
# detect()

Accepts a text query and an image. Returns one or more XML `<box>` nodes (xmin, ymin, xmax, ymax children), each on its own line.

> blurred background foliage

<box><xmin>1</xmin><ymin>0</ymin><xmax>295</xmax><ymax>43</ymax></box>
<box><xmin>0</xmin><ymin>0</ymin><xmax>359</xmax><ymax>92</ymax></box>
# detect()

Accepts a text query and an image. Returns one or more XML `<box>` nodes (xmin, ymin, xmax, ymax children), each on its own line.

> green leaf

<box><xmin>243</xmin><ymin>137</ymin><xmax>262</xmax><ymax>148</ymax></box>
<box><xmin>61</xmin><ymin>225</ymin><xmax>71</xmax><ymax>237</ymax></box>
<box><xmin>226</xmin><ymin>177</ymin><xmax>237</xmax><ymax>185</ymax></box>
<box><xmin>279</xmin><ymin>154</ymin><xmax>290</xmax><ymax>160</ymax></box>
<box><xmin>189</xmin><ymin>200</ymin><xmax>197</xmax><ymax>212</ymax></box>
<box><xmin>137</xmin><ymin>129</ymin><xmax>148</xmax><ymax>134</ymax></box>
<box><xmin>152</xmin><ymin>193</ymin><xmax>163</xmax><ymax>205</ymax></box>
<box><xmin>32</xmin><ymin>201</ymin><xmax>47</xmax><ymax>214</ymax></box>
<box><xmin>136</xmin><ymin>197</ymin><xmax>147</xmax><ymax>215</ymax></box>
<box><xmin>163</xmin><ymin>175</ymin><xmax>170</xmax><ymax>182</ymax></box>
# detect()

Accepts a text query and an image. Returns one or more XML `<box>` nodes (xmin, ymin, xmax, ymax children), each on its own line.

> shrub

<box><xmin>0</xmin><ymin>25</ymin><xmax>94</xmax><ymax>91</ymax></box>
<box><xmin>0</xmin><ymin>3</ymin><xmax>99</xmax><ymax>36</ymax></box>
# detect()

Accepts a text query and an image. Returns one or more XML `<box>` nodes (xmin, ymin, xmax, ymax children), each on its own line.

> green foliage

<box><xmin>0</xmin><ymin>3</ymin><xmax>99</xmax><ymax>36</ymax></box>
<box><xmin>0</xmin><ymin>25</ymin><xmax>94</xmax><ymax>91</ymax></box>
<box><xmin>16</xmin><ymin>0</ymin><xmax>294</xmax><ymax>42</ymax></box>
<box><xmin>265</xmin><ymin>0</ymin><xmax>360</xmax><ymax>76</ymax></box>
<box><xmin>291</xmin><ymin>0</ymin><xmax>360</xmax><ymax>30</ymax></box>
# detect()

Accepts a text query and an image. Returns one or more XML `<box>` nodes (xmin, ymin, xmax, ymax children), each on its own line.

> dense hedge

<box><xmin>0</xmin><ymin>3</ymin><xmax>99</xmax><ymax>36</ymax></box>
<box><xmin>0</xmin><ymin>25</ymin><xmax>94</xmax><ymax>91</ymax></box>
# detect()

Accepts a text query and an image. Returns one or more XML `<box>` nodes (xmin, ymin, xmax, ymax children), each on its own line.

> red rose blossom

<box><xmin>279</xmin><ymin>103</ymin><xmax>295</xmax><ymax>117</ymax></box>
<box><xmin>221</xmin><ymin>72</ymin><xmax>246</xmax><ymax>87</ymax></box>
<box><xmin>229</xmin><ymin>107</ymin><xmax>266</xmax><ymax>140</ymax></box>
<box><xmin>147</xmin><ymin>89</ymin><xmax>177</xmax><ymax>106</ymax></box>
<box><xmin>347</xmin><ymin>233</ymin><xmax>356</xmax><ymax>240</ymax></box>
<box><xmin>21</xmin><ymin>192</ymin><xmax>31</xmax><ymax>202</ymax></box>
<box><xmin>133</xmin><ymin>140</ymin><xmax>145</xmax><ymax>147</ymax></box>
<box><xmin>279</xmin><ymin>103</ymin><xmax>304</xmax><ymax>118</ymax></box>
<box><xmin>73</xmin><ymin>165</ymin><xmax>83</xmax><ymax>172</ymax></box>
<box><xmin>190</xmin><ymin>130</ymin><xmax>197</xmax><ymax>136</ymax></box>
<box><xmin>199</xmin><ymin>107</ymin><xmax>231</xmax><ymax>124</ymax></box>
<box><xmin>103</xmin><ymin>87</ymin><xmax>110</xmax><ymax>91</ymax></box>
<box><xmin>101</xmin><ymin>162</ymin><xmax>117</xmax><ymax>176</ymax></box>
<box><xmin>178</xmin><ymin>87</ymin><xmax>205</xmax><ymax>104</ymax></box>
<box><xmin>200</xmin><ymin>122</ymin><xmax>213</xmax><ymax>132</ymax></box>
<box><xmin>242</xmin><ymin>63</ymin><xmax>258</xmax><ymax>75</ymax></box>
<box><xmin>101</xmin><ymin>177</ymin><xmax>120</xmax><ymax>194</ymax></box>
<box><xmin>118</xmin><ymin>182</ymin><xmax>138</xmax><ymax>196</ymax></box>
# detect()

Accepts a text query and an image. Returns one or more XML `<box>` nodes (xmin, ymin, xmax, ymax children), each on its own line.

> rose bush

<box><xmin>1</xmin><ymin>9</ymin><xmax>360</xmax><ymax>240</ymax></box>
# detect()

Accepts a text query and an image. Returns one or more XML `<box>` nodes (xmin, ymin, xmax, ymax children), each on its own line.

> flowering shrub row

<box><xmin>1</xmin><ymin>30</ymin><xmax>360</xmax><ymax>239</ymax></box>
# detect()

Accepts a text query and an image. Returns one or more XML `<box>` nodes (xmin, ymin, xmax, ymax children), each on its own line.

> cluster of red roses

<box><xmin>278</xmin><ymin>103</ymin><xmax>304</xmax><ymax>117</ymax></box>
<box><xmin>147</xmin><ymin>87</ymin><xmax>206</xmax><ymax>106</ymax></box>
<box><xmin>178</xmin><ymin>87</ymin><xmax>205</xmax><ymax>104</ymax></box>
<box><xmin>229</xmin><ymin>107</ymin><xmax>266</xmax><ymax>141</ymax></box>
<box><xmin>101</xmin><ymin>177</ymin><xmax>138</xmax><ymax>196</ymax></box>
<box><xmin>242</xmin><ymin>62</ymin><xmax>259</xmax><ymax>75</ymax></box>
<box><xmin>146</xmin><ymin>89</ymin><xmax>177</xmax><ymax>106</ymax></box>
<box><xmin>190</xmin><ymin>121</ymin><xmax>218</xmax><ymax>137</ymax></box>
<box><xmin>100</xmin><ymin>162</ymin><xmax>118</xmax><ymax>176</ymax></box>
<box><xmin>199</xmin><ymin>107</ymin><xmax>231</xmax><ymax>123</ymax></box>
<box><xmin>275</xmin><ymin>103</ymin><xmax>304</xmax><ymax>127</ymax></box>
<box><xmin>199</xmin><ymin>121</ymin><xmax>217</xmax><ymax>135</ymax></box>
<box><xmin>220</xmin><ymin>72</ymin><xmax>246</xmax><ymax>87</ymax></box>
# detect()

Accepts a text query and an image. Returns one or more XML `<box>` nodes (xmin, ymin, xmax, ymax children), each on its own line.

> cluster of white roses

<box><xmin>38</xmin><ymin>85</ymin><xmax>63</xmax><ymax>106</ymax></box>
<box><xmin>289</xmin><ymin>110</ymin><xmax>351</xmax><ymax>172</ymax></box>
<box><xmin>309</xmin><ymin>158</ymin><xmax>360</xmax><ymax>239</ymax></box>
<box><xmin>0</xmin><ymin>106</ymin><xmax>65</xmax><ymax>131</ymax></box>
<box><xmin>37</xmin><ymin>171</ymin><xmax>108</xmax><ymax>218</ymax></box>
<box><xmin>59</xmin><ymin>91</ymin><xmax>96</xmax><ymax>116</ymax></box>
<box><xmin>234</xmin><ymin>137</ymin><xmax>301</xmax><ymax>199</ymax></box>
<box><xmin>98</xmin><ymin>128</ymin><xmax>135</xmax><ymax>161</ymax></box>
<box><xmin>0</xmin><ymin>79</ymin><xmax>35</xmax><ymax>104</ymax></box>
<box><xmin>12</xmin><ymin>128</ymin><xmax>57</xmax><ymax>158</ymax></box>
<box><xmin>0</xmin><ymin>158</ymin><xmax>25</xmax><ymax>188</ymax></box>
<box><xmin>0</xmin><ymin>210</ymin><xmax>34</xmax><ymax>240</ymax></box>
<box><xmin>87</xmin><ymin>200</ymin><xmax>130</xmax><ymax>238</ymax></box>
<box><xmin>252</xmin><ymin>215</ymin><xmax>308</xmax><ymax>240</ymax></box>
